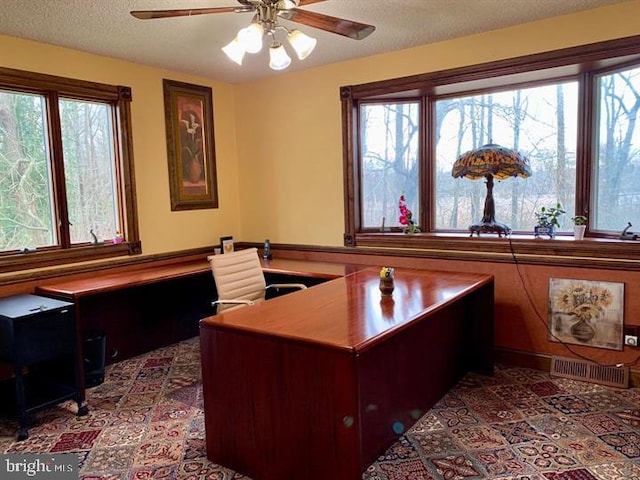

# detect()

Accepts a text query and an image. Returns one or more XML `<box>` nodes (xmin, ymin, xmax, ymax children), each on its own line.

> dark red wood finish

<box><xmin>199</xmin><ymin>267</ymin><xmax>494</xmax><ymax>480</ymax></box>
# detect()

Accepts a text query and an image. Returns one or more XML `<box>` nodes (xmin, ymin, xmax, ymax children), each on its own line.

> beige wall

<box><xmin>236</xmin><ymin>0</ymin><xmax>640</xmax><ymax>245</ymax></box>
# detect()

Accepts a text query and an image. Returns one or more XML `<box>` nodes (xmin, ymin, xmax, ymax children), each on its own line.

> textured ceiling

<box><xmin>0</xmin><ymin>0</ymin><xmax>630</xmax><ymax>84</ymax></box>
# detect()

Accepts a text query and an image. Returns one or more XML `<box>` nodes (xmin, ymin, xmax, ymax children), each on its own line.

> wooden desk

<box><xmin>199</xmin><ymin>267</ymin><xmax>494</xmax><ymax>480</ymax></box>
<box><xmin>35</xmin><ymin>257</ymin><xmax>364</xmax><ymax>364</ymax></box>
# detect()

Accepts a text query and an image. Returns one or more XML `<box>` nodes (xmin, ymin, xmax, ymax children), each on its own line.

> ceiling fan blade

<box><xmin>298</xmin><ymin>0</ymin><xmax>328</xmax><ymax>5</ymax></box>
<box><xmin>279</xmin><ymin>9</ymin><xmax>375</xmax><ymax>40</ymax></box>
<box><xmin>131</xmin><ymin>6</ymin><xmax>253</xmax><ymax>20</ymax></box>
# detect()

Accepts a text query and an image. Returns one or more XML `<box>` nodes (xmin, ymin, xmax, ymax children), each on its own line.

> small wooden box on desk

<box><xmin>0</xmin><ymin>294</ymin><xmax>87</xmax><ymax>440</ymax></box>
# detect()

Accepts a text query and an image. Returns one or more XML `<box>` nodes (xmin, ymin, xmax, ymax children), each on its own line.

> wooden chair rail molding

<box><xmin>1</xmin><ymin>235</ymin><xmax>639</xmax><ymax>291</ymax></box>
<box><xmin>350</xmin><ymin>234</ymin><xmax>640</xmax><ymax>270</ymax></box>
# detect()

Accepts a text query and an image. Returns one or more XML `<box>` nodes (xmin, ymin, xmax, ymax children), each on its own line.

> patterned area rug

<box><xmin>0</xmin><ymin>337</ymin><xmax>639</xmax><ymax>479</ymax></box>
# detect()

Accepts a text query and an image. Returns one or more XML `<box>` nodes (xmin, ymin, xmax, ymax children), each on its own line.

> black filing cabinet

<box><xmin>0</xmin><ymin>294</ymin><xmax>88</xmax><ymax>440</ymax></box>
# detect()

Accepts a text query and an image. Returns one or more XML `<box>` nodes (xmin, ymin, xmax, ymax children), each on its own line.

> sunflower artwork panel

<box><xmin>548</xmin><ymin>278</ymin><xmax>624</xmax><ymax>350</ymax></box>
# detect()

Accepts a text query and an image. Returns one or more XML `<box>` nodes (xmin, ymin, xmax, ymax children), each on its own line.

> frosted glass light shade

<box><xmin>288</xmin><ymin>29</ymin><xmax>316</xmax><ymax>60</ymax></box>
<box><xmin>222</xmin><ymin>38</ymin><xmax>246</xmax><ymax>65</ymax></box>
<box><xmin>269</xmin><ymin>42</ymin><xmax>291</xmax><ymax>70</ymax></box>
<box><xmin>237</xmin><ymin>23</ymin><xmax>264</xmax><ymax>54</ymax></box>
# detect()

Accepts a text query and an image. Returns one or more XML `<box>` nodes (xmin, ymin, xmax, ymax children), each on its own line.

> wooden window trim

<box><xmin>0</xmin><ymin>67</ymin><xmax>141</xmax><ymax>274</ymax></box>
<box><xmin>341</xmin><ymin>34</ymin><xmax>640</xmax><ymax>268</ymax></box>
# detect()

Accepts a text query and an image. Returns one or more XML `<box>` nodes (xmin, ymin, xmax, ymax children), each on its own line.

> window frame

<box><xmin>341</xmin><ymin>35</ymin><xmax>640</xmax><ymax>264</ymax></box>
<box><xmin>0</xmin><ymin>67</ymin><xmax>141</xmax><ymax>273</ymax></box>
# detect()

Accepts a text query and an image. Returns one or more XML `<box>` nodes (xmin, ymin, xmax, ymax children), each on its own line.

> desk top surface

<box><xmin>35</xmin><ymin>257</ymin><xmax>366</xmax><ymax>299</ymax></box>
<box><xmin>200</xmin><ymin>267</ymin><xmax>493</xmax><ymax>353</ymax></box>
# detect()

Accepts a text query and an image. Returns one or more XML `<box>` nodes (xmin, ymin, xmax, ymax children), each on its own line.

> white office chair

<box><xmin>207</xmin><ymin>247</ymin><xmax>307</xmax><ymax>313</ymax></box>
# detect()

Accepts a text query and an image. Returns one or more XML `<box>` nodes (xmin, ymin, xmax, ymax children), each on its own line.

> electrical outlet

<box><xmin>624</xmin><ymin>326</ymin><xmax>639</xmax><ymax>347</ymax></box>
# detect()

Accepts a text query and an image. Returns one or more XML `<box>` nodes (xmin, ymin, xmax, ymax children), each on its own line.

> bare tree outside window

<box><xmin>0</xmin><ymin>93</ymin><xmax>119</xmax><ymax>251</ymax></box>
<box><xmin>60</xmin><ymin>99</ymin><xmax>119</xmax><ymax>244</ymax></box>
<box><xmin>435</xmin><ymin>82</ymin><xmax>578</xmax><ymax>233</ymax></box>
<box><xmin>0</xmin><ymin>90</ymin><xmax>55</xmax><ymax>250</ymax></box>
<box><xmin>593</xmin><ymin>66</ymin><xmax>640</xmax><ymax>232</ymax></box>
<box><xmin>360</xmin><ymin>102</ymin><xmax>420</xmax><ymax>230</ymax></box>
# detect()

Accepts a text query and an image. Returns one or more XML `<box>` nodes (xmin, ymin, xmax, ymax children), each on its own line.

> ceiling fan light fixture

<box><xmin>268</xmin><ymin>41</ymin><xmax>291</xmax><ymax>70</ymax></box>
<box><xmin>287</xmin><ymin>29</ymin><xmax>317</xmax><ymax>60</ymax></box>
<box><xmin>222</xmin><ymin>38</ymin><xmax>246</xmax><ymax>65</ymax></box>
<box><xmin>131</xmin><ymin>0</ymin><xmax>376</xmax><ymax>73</ymax></box>
<box><xmin>237</xmin><ymin>22</ymin><xmax>264</xmax><ymax>54</ymax></box>
<box><xmin>281</xmin><ymin>0</ymin><xmax>300</xmax><ymax>9</ymax></box>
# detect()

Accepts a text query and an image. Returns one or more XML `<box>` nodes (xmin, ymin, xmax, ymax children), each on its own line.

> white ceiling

<box><xmin>0</xmin><ymin>0</ymin><xmax>631</xmax><ymax>84</ymax></box>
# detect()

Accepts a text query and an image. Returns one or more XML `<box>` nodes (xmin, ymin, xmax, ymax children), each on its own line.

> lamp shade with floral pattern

<box><xmin>452</xmin><ymin>143</ymin><xmax>531</xmax><ymax>237</ymax></box>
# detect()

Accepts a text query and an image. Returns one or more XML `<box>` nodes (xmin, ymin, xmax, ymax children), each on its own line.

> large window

<box><xmin>343</xmin><ymin>36</ymin><xmax>640</xmax><ymax>249</ymax></box>
<box><xmin>0</xmin><ymin>68</ymin><xmax>140</xmax><ymax>272</ymax></box>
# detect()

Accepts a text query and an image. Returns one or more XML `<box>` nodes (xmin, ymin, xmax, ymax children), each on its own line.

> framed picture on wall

<box><xmin>163</xmin><ymin>79</ymin><xmax>219</xmax><ymax>211</ymax></box>
<box><xmin>220</xmin><ymin>236</ymin><xmax>234</xmax><ymax>254</ymax></box>
<box><xmin>548</xmin><ymin>278</ymin><xmax>624</xmax><ymax>350</ymax></box>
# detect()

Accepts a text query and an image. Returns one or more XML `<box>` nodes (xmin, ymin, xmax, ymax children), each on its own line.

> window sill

<box><xmin>352</xmin><ymin>232</ymin><xmax>640</xmax><ymax>271</ymax></box>
<box><xmin>0</xmin><ymin>241</ymin><xmax>141</xmax><ymax>275</ymax></box>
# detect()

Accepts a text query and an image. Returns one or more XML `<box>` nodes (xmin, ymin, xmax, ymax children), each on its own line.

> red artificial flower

<box><xmin>398</xmin><ymin>195</ymin><xmax>412</xmax><ymax>225</ymax></box>
<box><xmin>398</xmin><ymin>194</ymin><xmax>419</xmax><ymax>233</ymax></box>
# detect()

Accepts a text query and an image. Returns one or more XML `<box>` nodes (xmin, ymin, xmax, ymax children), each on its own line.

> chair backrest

<box><xmin>207</xmin><ymin>248</ymin><xmax>266</xmax><ymax>313</ymax></box>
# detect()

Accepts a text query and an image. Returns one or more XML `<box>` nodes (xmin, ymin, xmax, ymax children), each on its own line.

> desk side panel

<box><xmin>358</xmin><ymin>283</ymin><xmax>494</xmax><ymax>463</ymax></box>
<box><xmin>358</xmin><ymin>300</ymin><xmax>466</xmax><ymax>462</ymax></box>
<box><xmin>200</xmin><ymin>326</ymin><xmax>361</xmax><ymax>480</ymax></box>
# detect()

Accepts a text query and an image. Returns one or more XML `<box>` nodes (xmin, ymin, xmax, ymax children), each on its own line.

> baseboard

<box><xmin>495</xmin><ymin>347</ymin><xmax>640</xmax><ymax>388</ymax></box>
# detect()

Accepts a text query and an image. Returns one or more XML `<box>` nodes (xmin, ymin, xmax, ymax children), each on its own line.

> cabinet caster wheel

<box><xmin>77</xmin><ymin>404</ymin><xmax>89</xmax><ymax>416</ymax></box>
<box><xmin>17</xmin><ymin>429</ymin><xmax>28</xmax><ymax>441</ymax></box>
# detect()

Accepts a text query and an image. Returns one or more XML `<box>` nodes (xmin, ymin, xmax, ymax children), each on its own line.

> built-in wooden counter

<box><xmin>34</xmin><ymin>256</ymin><xmax>367</xmax><ymax>364</ymax></box>
<box><xmin>36</xmin><ymin>259</ymin><xmax>210</xmax><ymax>299</ymax></box>
<box><xmin>36</xmin><ymin>257</ymin><xmax>362</xmax><ymax>299</ymax></box>
<box><xmin>261</xmin><ymin>257</ymin><xmax>363</xmax><ymax>280</ymax></box>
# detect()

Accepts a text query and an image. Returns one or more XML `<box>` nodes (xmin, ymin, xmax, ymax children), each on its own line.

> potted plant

<box><xmin>572</xmin><ymin>215</ymin><xmax>588</xmax><ymax>240</ymax></box>
<box><xmin>534</xmin><ymin>203</ymin><xmax>565</xmax><ymax>238</ymax></box>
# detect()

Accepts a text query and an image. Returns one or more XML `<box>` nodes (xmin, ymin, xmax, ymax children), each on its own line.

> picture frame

<box><xmin>548</xmin><ymin>278</ymin><xmax>624</xmax><ymax>350</ymax></box>
<box><xmin>220</xmin><ymin>236</ymin><xmax>234</xmax><ymax>254</ymax></box>
<box><xmin>163</xmin><ymin>79</ymin><xmax>218</xmax><ymax>211</ymax></box>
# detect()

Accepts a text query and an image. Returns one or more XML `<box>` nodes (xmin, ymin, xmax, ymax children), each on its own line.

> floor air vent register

<box><xmin>550</xmin><ymin>355</ymin><xmax>629</xmax><ymax>389</ymax></box>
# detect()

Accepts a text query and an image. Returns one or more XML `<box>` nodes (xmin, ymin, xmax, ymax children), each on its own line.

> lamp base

<box><xmin>469</xmin><ymin>221</ymin><xmax>511</xmax><ymax>237</ymax></box>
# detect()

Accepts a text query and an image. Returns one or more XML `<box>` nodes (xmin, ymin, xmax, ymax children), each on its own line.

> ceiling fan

<box><xmin>131</xmin><ymin>0</ymin><xmax>375</xmax><ymax>40</ymax></box>
<box><xmin>131</xmin><ymin>0</ymin><xmax>376</xmax><ymax>70</ymax></box>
